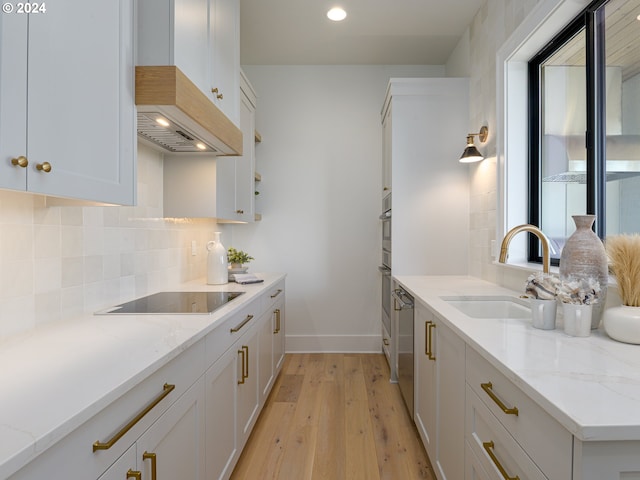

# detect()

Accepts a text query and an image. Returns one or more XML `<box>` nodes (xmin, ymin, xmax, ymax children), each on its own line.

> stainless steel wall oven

<box><xmin>379</xmin><ymin>193</ymin><xmax>394</xmax><ymax>379</ymax></box>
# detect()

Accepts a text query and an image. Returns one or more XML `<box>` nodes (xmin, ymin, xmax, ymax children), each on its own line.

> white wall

<box><xmin>0</xmin><ymin>142</ymin><xmax>226</xmax><ymax>338</ymax></box>
<box><xmin>233</xmin><ymin>65</ymin><xmax>444</xmax><ymax>352</ymax></box>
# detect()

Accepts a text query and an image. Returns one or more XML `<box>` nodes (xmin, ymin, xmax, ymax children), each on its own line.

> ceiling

<box><xmin>239</xmin><ymin>0</ymin><xmax>485</xmax><ymax>65</ymax></box>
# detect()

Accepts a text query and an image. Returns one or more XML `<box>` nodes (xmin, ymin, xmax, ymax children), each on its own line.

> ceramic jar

<box><xmin>207</xmin><ymin>232</ymin><xmax>228</xmax><ymax>285</ymax></box>
<box><xmin>563</xmin><ymin>303</ymin><xmax>592</xmax><ymax>337</ymax></box>
<box><xmin>559</xmin><ymin>215</ymin><xmax>607</xmax><ymax>328</ymax></box>
<box><xmin>603</xmin><ymin>306</ymin><xmax>640</xmax><ymax>344</ymax></box>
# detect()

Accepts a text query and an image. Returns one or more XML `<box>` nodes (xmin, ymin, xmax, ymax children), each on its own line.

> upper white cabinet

<box><xmin>382</xmin><ymin>78</ymin><xmax>470</xmax><ymax>275</ymax></box>
<box><xmin>138</xmin><ymin>0</ymin><xmax>240</xmax><ymax>126</ymax></box>
<box><xmin>0</xmin><ymin>0</ymin><xmax>136</xmax><ymax>205</ymax></box>
<box><xmin>163</xmin><ymin>70</ymin><xmax>256</xmax><ymax>221</ymax></box>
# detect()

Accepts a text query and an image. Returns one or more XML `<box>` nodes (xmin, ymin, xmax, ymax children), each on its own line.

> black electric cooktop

<box><xmin>96</xmin><ymin>291</ymin><xmax>244</xmax><ymax>315</ymax></box>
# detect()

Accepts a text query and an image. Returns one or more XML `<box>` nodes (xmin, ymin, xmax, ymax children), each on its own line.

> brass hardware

<box><xmin>270</xmin><ymin>289</ymin><xmax>283</xmax><ymax>298</ymax></box>
<box><xmin>211</xmin><ymin>87</ymin><xmax>223</xmax><ymax>99</ymax></box>
<box><xmin>482</xmin><ymin>441</ymin><xmax>520</xmax><ymax>480</ymax></box>
<box><xmin>143</xmin><ymin>452</ymin><xmax>157</xmax><ymax>480</ymax></box>
<box><xmin>36</xmin><ymin>162</ymin><xmax>52</xmax><ymax>173</ymax></box>
<box><xmin>427</xmin><ymin>322</ymin><xmax>436</xmax><ymax>361</ymax></box>
<box><xmin>236</xmin><ymin>209</ymin><xmax>244</xmax><ymax>214</ymax></box>
<box><xmin>93</xmin><ymin>383</ymin><xmax>175</xmax><ymax>451</ymax></box>
<box><xmin>273</xmin><ymin>309</ymin><xmax>281</xmax><ymax>334</ymax></box>
<box><xmin>127</xmin><ymin>469</ymin><xmax>142</xmax><ymax>480</ymax></box>
<box><xmin>11</xmin><ymin>156</ymin><xmax>28</xmax><ymax>168</ymax></box>
<box><xmin>481</xmin><ymin>382</ymin><xmax>519</xmax><ymax>416</ymax></box>
<box><xmin>425</xmin><ymin>321</ymin><xmax>431</xmax><ymax>356</ymax></box>
<box><xmin>243</xmin><ymin>345</ymin><xmax>249</xmax><ymax>380</ymax></box>
<box><xmin>238</xmin><ymin>346</ymin><xmax>249</xmax><ymax>384</ymax></box>
<box><xmin>230</xmin><ymin>314</ymin><xmax>254</xmax><ymax>333</ymax></box>
<box><xmin>383</xmin><ymin>338</ymin><xmax>389</xmax><ymax>346</ymax></box>
<box><xmin>498</xmin><ymin>224</ymin><xmax>551</xmax><ymax>274</ymax></box>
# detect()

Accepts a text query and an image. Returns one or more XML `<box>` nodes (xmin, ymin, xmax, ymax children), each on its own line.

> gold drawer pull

<box><xmin>93</xmin><ymin>383</ymin><xmax>175</xmax><ymax>451</ymax></box>
<box><xmin>481</xmin><ymin>382</ymin><xmax>519</xmax><ymax>416</ymax></box>
<box><xmin>273</xmin><ymin>308</ymin><xmax>281</xmax><ymax>334</ymax></box>
<box><xmin>230</xmin><ymin>314</ymin><xmax>254</xmax><ymax>333</ymax></box>
<box><xmin>483</xmin><ymin>441</ymin><xmax>520</xmax><ymax>480</ymax></box>
<box><xmin>383</xmin><ymin>338</ymin><xmax>389</xmax><ymax>346</ymax></box>
<box><xmin>11</xmin><ymin>156</ymin><xmax>28</xmax><ymax>168</ymax></box>
<box><xmin>270</xmin><ymin>289</ymin><xmax>283</xmax><ymax>298</ymax></box>
<box><xmin>427</xmin><ymin>322</ymin><xmax>436</xmax><ymax>360</ymax></box>
<box><xmin>143</xmin><ymin>451</ymin><xmax>157</xmax><ymax>480</ymax></box>
<box><xmin>36</xmin><ymin>161</ymin><xmax>52</xmax><ymax>173</ymax></box>
<box><xmin>127</xmin><ymin>469</ymin><xmax>142</xmax><ymax>480</ymax></box>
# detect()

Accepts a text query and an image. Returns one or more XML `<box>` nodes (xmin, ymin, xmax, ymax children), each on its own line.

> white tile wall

<box><xmin>0</xmin><ymin>142</ymin><xmax>225</xmax><ymax>338</ymax></box>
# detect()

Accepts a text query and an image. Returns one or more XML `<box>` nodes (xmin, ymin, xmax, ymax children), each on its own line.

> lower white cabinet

<box><xmin>414</xmin><ymin>302</ymin><xmax>465</xmax><ymax>480</ymax></box>
<box><xmin>236</xmin><ymin>319</ymin><xmax>261</xmax><ymax>450</ymax></box>
<box><xmin>101</xmin><ymin>378</ymin><xmax>206</xmax><ymax>480</ymax></box>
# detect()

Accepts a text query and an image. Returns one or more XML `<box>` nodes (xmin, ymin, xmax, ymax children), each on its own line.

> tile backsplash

<box><xmin>0</xmin><ymin>143</ymin><xmax>223</xmax><ymax>338</ymax></box>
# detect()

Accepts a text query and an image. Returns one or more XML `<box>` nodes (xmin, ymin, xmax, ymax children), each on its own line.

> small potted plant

<box><xmin>227</xmin><ymin>247</ymin><xmax>254</xmax><ymax>273</ymax></box>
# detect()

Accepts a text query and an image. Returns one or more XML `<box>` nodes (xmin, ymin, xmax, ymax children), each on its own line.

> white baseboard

<box><xmin>285</xmin><ymin>334</ymin><xmax>382</xmax><ymax>353</ymax></box>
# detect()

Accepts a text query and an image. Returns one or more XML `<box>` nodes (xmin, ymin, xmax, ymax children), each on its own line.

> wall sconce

<box><xmin>459</xmin><ymin>126</ymin><xmax>488</xmax><ymax>163</ymax></box>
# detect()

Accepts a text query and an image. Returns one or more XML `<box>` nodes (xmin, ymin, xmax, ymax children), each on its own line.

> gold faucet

<box><xmin>498</xmin><ymin>224</ymin><xmax>551</xmax><ymax>273</ymax></box>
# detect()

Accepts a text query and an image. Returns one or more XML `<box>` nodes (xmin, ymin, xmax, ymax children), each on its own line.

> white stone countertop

<box><xmin>394</xmin><ymin>275</ymin><xmax>640</xmax><ymax>443</ymax></box>
<box><xmin>0</xmin><ymin>273</ymin><xmax>285</xmax><ymax>479</ymax></box>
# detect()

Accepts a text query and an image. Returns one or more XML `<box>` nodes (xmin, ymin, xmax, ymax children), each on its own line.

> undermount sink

<box><xmin>441</xmin><ymin>295</ymin><xmax>531</xmax><ymax>319</ymax></box>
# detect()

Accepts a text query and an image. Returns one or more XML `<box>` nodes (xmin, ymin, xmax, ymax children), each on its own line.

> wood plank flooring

<box><xmin>230</xmin><ymin>353</ymin><xmax>435</xmax><ymax>480</ymax></box>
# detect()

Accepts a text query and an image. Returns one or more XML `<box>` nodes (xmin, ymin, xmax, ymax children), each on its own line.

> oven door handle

<box><xmin>392</xmin><ymin>289</ymin><xmax>414</xmax><ymax>309</ymax></box>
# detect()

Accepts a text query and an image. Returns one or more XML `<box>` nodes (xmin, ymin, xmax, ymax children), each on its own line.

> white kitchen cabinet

<box><xmin>258</xmin><ymin>286</ymin><xmax>286</xmax><ymax>402</ymax></box>
<box><xmin>236</xmin><ymin>319</ymin><xmax>260</xmax><ymax>450</ymax></box>
<box><xmin>382</xmin><ymin>78</ymin><xmax>469</xmax><ymax>275</ymax></box>
<box><xmin>103</xmin><ymin>379</ymin><xmax>206</xmax><ymax>480</ymax></box>
<box><xmin>414</xmin><ymin>301</ymin><xmax>465</xmax><ymax>480</ymax></box>
<box><xmin>164</xmin><ymin>70</ymin><xmax>256</xmax><ymax>221</ymax></box>
<box><xmin>138</xmin><ymin>0</ymin><xmax>240</xmax><ymax>126</ymax></box>
<box><xmin>216</xmin><ymin>70</ymin><xmax>257</xmax><ymax>222</ymax></box>
<box><xmin>0</xmin><ymin>0</ymin><xmax>136</xmax><ymax>205</ymax></box>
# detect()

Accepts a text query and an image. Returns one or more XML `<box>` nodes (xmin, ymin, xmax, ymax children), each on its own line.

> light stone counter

<box><xmin>394</xmin><ymin>275</ymin><xmax>640</xmax><ymax>442</ymax></box>
<box><xmin>0</xmin><ymin>273</ymin><xmax>285</xmax><ymax>479</ymax></box>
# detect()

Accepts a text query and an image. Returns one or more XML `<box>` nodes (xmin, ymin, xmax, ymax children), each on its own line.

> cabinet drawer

<box><xmin>466</xmin><ymin>346</ymin><xmax>572</xmax><ymax>480</ymax></box>
<box><xmin>205</xmin><ymin>298</ymin><xmax>261</xmax><ymax>366</ymax></box>
<box><xmin>261</xmin><ymin>281</ymin><xmax>285</xmax><ymax>315</ymax></box>
<box><xmin>11</xmin><ymin>339</ymin><xmax>205</xmax><ymax>480</ymax></box>
<box><xmin>466</xmin><ymin>386</ymin><xmax>546</xmax><ymax>480</ymax></box>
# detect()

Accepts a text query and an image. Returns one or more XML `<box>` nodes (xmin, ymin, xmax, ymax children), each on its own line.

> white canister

<box><xmin>207</xmin><ymin>232</ymin><xmax>228</xmax><ymax>285</ymax></box>
<box><xmin>531</xmin><ymin>298</ymin><xmax>557</xmax><ymax>330</ymax></box>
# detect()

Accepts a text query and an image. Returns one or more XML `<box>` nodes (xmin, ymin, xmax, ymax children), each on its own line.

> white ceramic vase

<box><xmin>603</xmin><ymin>306</ymin><xmax>640</xmax><ymax>344</ymax></box>
<box><xmin>207</xmin><ymin>232</ymin><xmax>228</xmax><ymax>285</ymax></box>
<box><xmin>559</xmin><ymin>215</ymin><xmax>607</xmax><ymax>329</ymax></box>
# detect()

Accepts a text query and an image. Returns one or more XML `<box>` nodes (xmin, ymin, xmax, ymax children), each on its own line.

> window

<box><xmin>529</xmin><ymin>0</ymin><xmax>640</xmax><ymax>265</ymax></box>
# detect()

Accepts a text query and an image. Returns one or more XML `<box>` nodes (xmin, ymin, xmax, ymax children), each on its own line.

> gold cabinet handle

<box><xmin>270</xmin><ymin>289</ymin><xmax>283</xmax><ymax>298</ymax></box>
<box><xmin>143</xmin><ymin>452</ymin><xmax>157</xmax><ymax>480</ymax></box>
<box><xmin>230</xmin><ymin>314</ymin><xmax>254</xmax><ymax>333</ymax></box>
<box><xmin>481</xmin><ymin>382</ymin><xmax>519</xmax><ymax>416</ymax></box>
<box><xmin>93</xmin><ymin>383</ymin><xmax>175</xmax><ymax>451</ymax></box>
<box><xmin>127</xmin><ymin>469</ymin><xmax>142</xmax><ymax>480</ymax></box>
<box><xmin>243</xmin><ymin>345</ymin><xmax>249</xmax><ymax>380</ymax></box>
<box><xmin>427</xmin><ymin>322</ymin><xmax>436</xmax><ymax>361</ymax></box>
<box><xmin>237</xmin><ymin>347</ymin><xmax>247</xmax><ymax>384</ymax></box>
<box><xmin>425</xmin><ymin>321</ymin><xmax>431</xmax><ymax>356</ymax></box>
<box><xmin>36</xmin><ymin>162</ymin><xmax>52</xmax><ymax>173</ymax></box>
<box><xmin>482</xmin><ymin>441</ymin><xmax>520</xmax><ymax>480</ymax></box>
<box><xmin>383</xmin><ymin>338</ymin><xmax>389</xmax><ymax>346</ymax></box>
<box><xmin>11</xmin><ymin>156</ymin><xmax>28</xmax><ymax>168</ymax></box>
<box><xmin>211</xmin><ymin>87</ymin><xmax>223</xmax><ymax>99</ymax></box>
<box><xmin>236</xmin><ymin>209</ymin><xmax>244</xmax><ymax>214</ymax></box>
<box><xmin>273</xmin><ymin>308</ymin><xmax>281</xmax><ymax>334</ymax></box>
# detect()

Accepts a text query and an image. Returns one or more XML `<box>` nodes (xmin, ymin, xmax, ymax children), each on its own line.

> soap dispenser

<box><xmin>207</xmin><ymin>232</ymin><xmax>228</xmax><ymax>285</ymax></box>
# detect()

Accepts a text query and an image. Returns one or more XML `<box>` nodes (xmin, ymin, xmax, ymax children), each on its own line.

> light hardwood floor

<box><xmin>230</xmin><ymin>353</ymin><xmax>435</xmax><ymax>480</ymax></box>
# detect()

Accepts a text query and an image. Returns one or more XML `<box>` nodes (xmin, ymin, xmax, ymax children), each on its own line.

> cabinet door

<box><xmin>233</xmin><ymin>86</ymin><xmax>256</xmax><ymax>222</ymax></box>
<box><xmin>381</xmin><ymin>105</ymin><xmax>392</xmax><ymax>195</ymax></box>
<box><xmin>97</xmin><ymin>444</ymin><xmax>138</xmax><ymax>480</ymax></box>
<box><xmin>210</xmin><ymin>0</ymin><xmax>240</xmax><ymax>125</ymax></box>
<box><xmin>26</xmin><ymin>0</ymin><xmax>135</xmax><ymax>204</ymax></box>
<box><xmin>137</xmin><ymin>378</ymin><xmax>206</xmax><ymax>480</ymax></box>
<box><xmin>434</xmin><ymin>320</ymin><xmax>465</xmax><ymax>480</ymax></box>
<box><xmin>258</xmin><ymin>309</ymin><xmax>275</xmax><ymax>403</ymax></box>
<box><xmin>205</xmin><ymin>346</ymin><xmax>238</xmax><ymax>480</ymax></box>
<box><xmin>414</xmin><ymin>304</ymin><xmax>436</xmax><ymax>459</ymax></box>
<box><xmin>236</xmin><ymin>323</ymin><xmax>260</xmax><ymax>450</ymax></box>
<box><xmin>0</xmin><ymin>13</ymin><xmax>27</xmax><ymax>191</ymax></box>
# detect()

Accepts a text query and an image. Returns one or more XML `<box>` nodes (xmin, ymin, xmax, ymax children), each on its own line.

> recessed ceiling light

<box><xmin>327</xmin><ymin>7</ymin><xmax>347</xmax><ymax>21</ymax></box>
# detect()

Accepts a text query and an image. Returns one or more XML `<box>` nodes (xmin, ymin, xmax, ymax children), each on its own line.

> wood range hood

<box><xmin>135</xmin><ymin>66</ymin><xmax>242</xmax><ymax>155</ymax></box>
